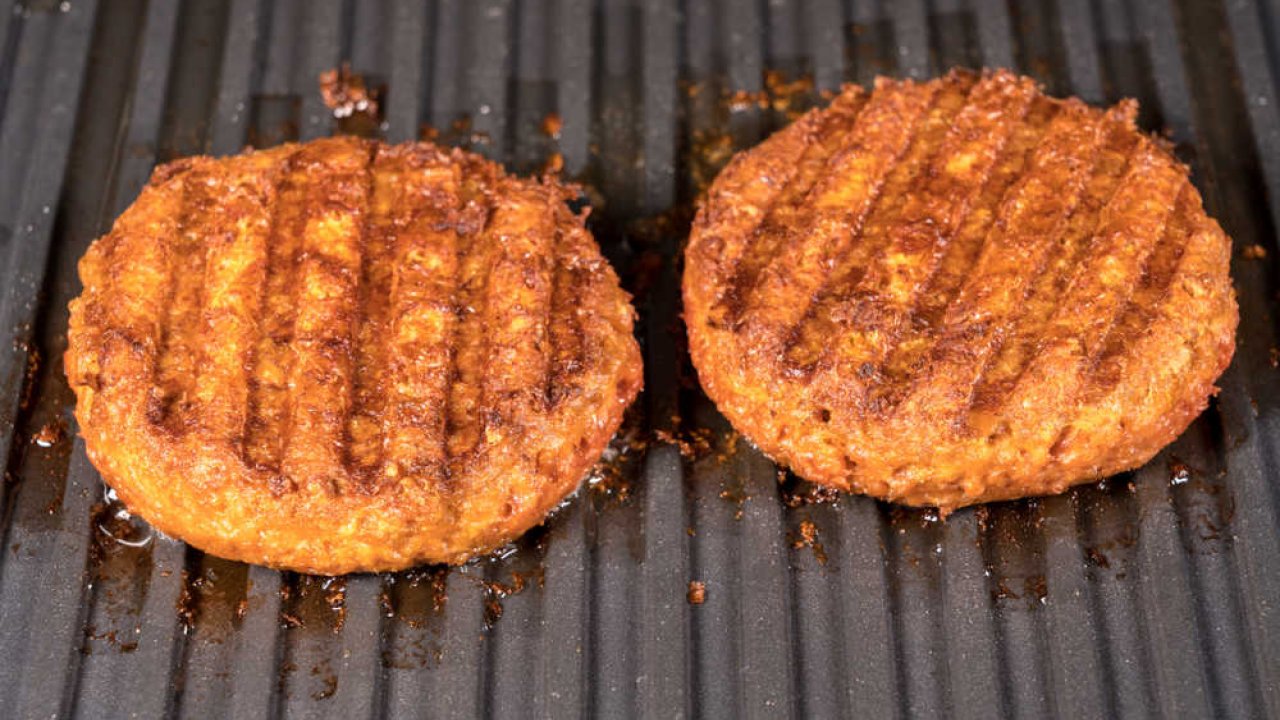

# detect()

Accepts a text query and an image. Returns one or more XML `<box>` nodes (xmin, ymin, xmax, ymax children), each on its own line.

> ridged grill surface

<box><xmin>1</xmin><ymin>0</ymin><xmax>1278</xmax><ymax>718</ymax></box>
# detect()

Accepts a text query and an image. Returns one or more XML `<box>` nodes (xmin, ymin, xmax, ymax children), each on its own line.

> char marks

<box><xmin>875</xmin><ymin>97</ymin><xmax>1060</xmax><ymax>398</ymax></box>
<box><xmin>376</xmin><ymin>146</ymin><xmax>467</xmax><ymax>492</ymax></box>
<box><xmin>151</xmin><ymin>165</ymin><xmax>209</xmax><ymax>431</ymax></box>
<box><xmin>791</xmin><ymin>72</ymin><xmax>1039</xmax><ymax>390</ymax></box>
<box><xmin>892</xmin><ymin>99</ymin><xmax>1110</xmax><ymax>425</ymax></box>
<box><xmin>86</xmin><ymin>173</ymin><xmax>189</xmax><ymax>429</ymax></box>
<box><xmin>453</xmin><ymin>180</ymin><xmax>559</xmax><ymax>525</ymax></box>
<box><xmin>734</xmin><ymin>74</ymin><xmax>945</xmax><ymax>360</ymax></box>
<box><xmin>968</xmin><ymin>102</ymin><xmax>1142</xmax><ymax>421</ymax></box>
<box><xmin>546</xmin><ymin>221</ymin><xmax>589</xmax><ymax>408</ymax></box>
<box><xmin>781</xmin><ymin>71</ymin><xmax>978</xmax><ymax>370</ymax></box>
<box><xmin>443</xmin><ymin>170</ymin><xmax>501</xmax><ymax>467</ymax></box>
<box><xmin>1086</xmin><ymin>184</ymin><xmax>1198</xmax><ymax>396</ymax></box>
<box><xmin>244</xmin><ymin>147</ymin><xmax>314</xmax><ymax>475</ymax></box>
<box><xmin>979</xmin><ymin>140</ymin><xmax>1187</xmax><ymax>441</ymax></box>
<box><xmin>191</xmin><ymin>152</ymin><xmax>286</xmax><ymax>445</ymax></box>
<box><xmin>715</xmin><ymin>86</ymin><xmax>870</xmax><ymax>326</ymax></box>
<box><xmin>147</xmin><ymin>140</ymin><xmax>586</xmax><ymax>500</ymax></box>
<box><xmin>279</xmin><ymin>138</ymin><xmax>375</xmax><ymax>496</ymax></box>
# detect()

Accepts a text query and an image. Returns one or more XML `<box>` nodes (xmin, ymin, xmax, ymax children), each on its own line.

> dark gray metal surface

<box><xmin>0</xmin><ymin>0</ymin><xmax>1277</xmax><ymax>717</ymax></box>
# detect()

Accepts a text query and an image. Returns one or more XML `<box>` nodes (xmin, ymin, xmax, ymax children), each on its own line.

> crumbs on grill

<box><xmin>481</xmin><ymin>567</ymin><xmax>546</xmax><ymax>626</ymax></box>
<box><xmin>790</xmin><ymin>519</ymin><xmax>828</xmax><ymax>565</ymax></box>
<box><xmin>779</xmin><ymin>472</ymin><xmax>841</xmax><ymax>508</ymax></box>
<box><xmin>319</xmin><ymin>63</ymin><xmax>381</xmax><ymax>120</ymax></box>
<box><xmin>31</xmin><ymin>419</ymin><xmax>65</xmax><ymax>448</ymax></box>
<box><xmin>687</xmin><ymin>580</ymin><xmax>706</xmax><ymax>605</ymax></box>
<box><xmin>540</xmin><ymin>112</ymin><xmax>563</xmax><ymax>138</ymax></box>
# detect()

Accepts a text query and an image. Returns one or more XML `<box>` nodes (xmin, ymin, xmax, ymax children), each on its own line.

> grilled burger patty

<box><xmin>683</xmin><ymin>69</ymin><xmax>1237</xmax><ymax>511</ymax></box>
<box><xmin>66</xmin><ymin>137</ymin><xmax>642</xmax><ymax>574</ymax></box>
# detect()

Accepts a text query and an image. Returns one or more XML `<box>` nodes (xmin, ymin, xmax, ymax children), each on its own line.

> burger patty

<box><xmin>683</xmin><ymin>69</ymin><xmax>1238</xmax><ymax>511</ymax></box>
<box><xmin>65</xmin><ymin>136</ymin><xmax>642</xmax><ymax>574</ymax></box>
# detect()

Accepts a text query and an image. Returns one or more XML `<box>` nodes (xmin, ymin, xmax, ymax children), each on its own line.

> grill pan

<box><xmin>1</xmin><ymin>0</ymin><xmax>1279</xmax><ymax>717</ymax></box>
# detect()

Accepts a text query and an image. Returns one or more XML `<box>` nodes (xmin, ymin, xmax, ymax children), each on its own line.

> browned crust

<box><xmin>683</xmin><ymin>69</ymin><xmax>1237</xmax><ymax>511</ymax></box>
<box><xmin>65</xmin><ymin>137</ymin><xmax>642</xmax><ymax>574</ymax></box>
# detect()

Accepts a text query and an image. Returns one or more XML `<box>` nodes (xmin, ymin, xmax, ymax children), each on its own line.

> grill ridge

<box><xmin>0</xmin><ymin>1</ymin><xmax>1276</xmax><ymax>718</ymax></box>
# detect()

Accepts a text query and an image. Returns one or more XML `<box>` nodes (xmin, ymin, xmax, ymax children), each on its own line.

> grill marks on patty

<box><xmin>91</xmin><ymin>137</ymin><xmax>598</xmax><ymax>500</ymax></box>
<box><xmin>703</xmin><ymin>70</ymin><xmax>1192</xmax><ymax>428</ymax></box>
<box><xmin>684</xmin><ymin>69</ymin><xmax>1237</xmax><ymax>509</ymax></box>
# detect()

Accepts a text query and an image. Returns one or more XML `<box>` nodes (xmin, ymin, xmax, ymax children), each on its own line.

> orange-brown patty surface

<box><xmin>683</xmin><ymin>69</ymin><xmax>1237</xmax><ymax>511</ymax></box>
<box><xmin>66</xmin><ymin>137</ymin><xmax>642</xmax><ymax>574</ymax></box>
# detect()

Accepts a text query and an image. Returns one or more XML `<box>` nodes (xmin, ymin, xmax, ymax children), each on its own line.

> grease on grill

<box><xmin>277</xmin><ymin>576</ymin><xmax>350</xmax><ymax>632</ymax></box>
<box><xmin>309</xmin><ymin>658</ymin><xmax>338</xmax><ymax>700</ymax></box>
<box><xmin>16</xmin><ymin>342</ymin><xmax>40</xmax><ymax>413</ymax></box>
<box><xmin>990</xmin><ymin>575</ymin><xmax>1048</xmax><ymax>608</ymax></box>
<box><xmin>481</xmin><ymin>567</ymin><xmax>545</xmax><ymax>626</ymax></box>
<box><xmin>82</xmin><ymin>491</ymin><xmax>155</xmax><ymax>655</ymax></box>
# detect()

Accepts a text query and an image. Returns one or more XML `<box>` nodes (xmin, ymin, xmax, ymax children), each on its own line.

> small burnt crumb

<box><xmin>31</xmin><ymin>419</ymin><xmax>65</xmax><ymax>448</ymax></box>
<box><xmin>175</xmin><ymin>570</ymin><xmax>199</xmax><ymax>632</ymax></box>
<box><xmin>653</xmin><ymin>426</ymin><xmax>715</xmax><ymax>460</ymax></box>
<box><xmin>1269</xmin><ymin>347</ymin><xmax>1279</xmax><ymax>368</ymax></box>
<box><xmin>379</xmin><ymin>588</ymin><xmax>395</xmax><ymax>618</ymax></box>
<box><xmin>419</xmin><ymin>123</ymin><xmax>439</xmax><ymax>141</ymax></box>
<box><xmin>724</xmin><ymin>71</ymin><xmax>816</xmax><ymax>121</ymax></box>
<box><xmin>780</xmin><ymin>479</ymin><xmax>841</xmax><ymax>509</ymax></box>
<box><xmin>790</xmin><ymin>519</ymin><xmax>828</xmax><ymax>565</ymax></box>
<box><xmin>542</xmin><ymin>151</ymin><xmax>565</xmax><ymax>176</ymax></box>
<box><xmin>323</xmin><ymin>578</ymin><xmax>347</xmax><ymax>632</ymax></box>
<box><xmin>318</xmin><ymin>63</ymin><xmax>381</xmax><ymax>120</ymax></box>
<box><xmin>1084</xmin><ymin>546</ymin><xmax>1111</xmax><ymax>569</ymax></box>
<box><xmin>1243</xmin><ymin>244</ymin><xmax>1268</xmax><ymax>259</ymax></box>
<box><xmin>718</xmin><ymin>481</ymin><xmax>751</xmax><ymax>521</ymax></box>
<box><xmin>991</xmin><ymin>578</ymin><xmax>1016</xmax><ymax>602</ymax></box>
<box><xmin>687</xmin><ymin>580</ymin><xmax>706</xmax><ymax>605</ymax></box>
<box><xmin>1169</xmin><ymin>457</ymin><xmax>1193</xmax><ymax>485</ymax></box>
<box><xmin>540</xmin><ymin>112</ymin><xmax>563</xmax><ymax>139</ymax></box>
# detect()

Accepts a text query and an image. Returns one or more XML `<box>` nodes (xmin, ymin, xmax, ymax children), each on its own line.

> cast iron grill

<box><xmin>0</xmin><ymin>0</ymin><xmax>1278</xmax><ymax>718</ymax></box>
